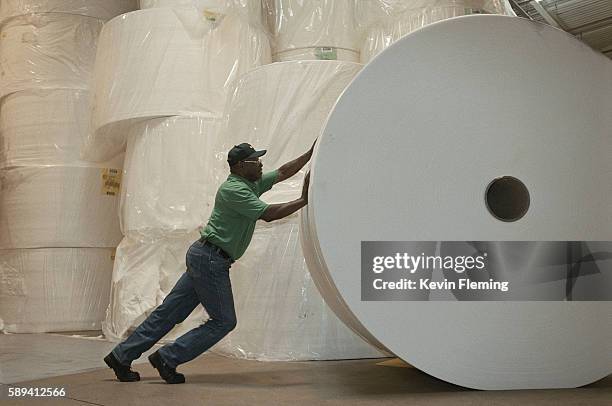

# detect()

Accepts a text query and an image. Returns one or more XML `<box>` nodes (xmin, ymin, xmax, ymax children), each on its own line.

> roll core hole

<box><xmin>485</xmin><ymin>176</ymin><xmax>530</xmax><ymax>222</ymax></box>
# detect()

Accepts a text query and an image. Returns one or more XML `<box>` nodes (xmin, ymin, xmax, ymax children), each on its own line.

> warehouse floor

<box><xmin>1</xmin><ymin>333</ymin><xmax>610</xmax><ymax>405</ymax></box>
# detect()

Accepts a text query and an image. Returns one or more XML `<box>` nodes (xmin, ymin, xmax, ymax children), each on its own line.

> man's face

<box><xmin>239</xmin><ymin>158</ymin><xmax>263</xmax><ymax>181</ymax></box>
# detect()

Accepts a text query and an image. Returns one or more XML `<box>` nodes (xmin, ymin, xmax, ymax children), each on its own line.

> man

<box><xmin>104</xmin><ymin>142</ymin><xmax>313</xmax><ymax>384</ymax></box>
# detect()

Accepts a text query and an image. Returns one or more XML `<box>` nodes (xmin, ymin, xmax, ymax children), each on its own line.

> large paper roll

<box><xmin>86</xmin><ymin>8</ymin><xmax>270</xmax><ymax>161</ymax></box>
<box><xmin>0</xmin><ymin>248</ymin><xmax>114</xmax><ymax>333</ymax></box>
<box><xmin>0</xmin><ymin>13</ymin><xmax>103</xmax><ymax>98</ymax></box>
<box><xmin>359</xmin><ymin>0</ymin><xmax>513</xmax><ymax>62</ymax></box>
<box><xmin>0</xmin><ymin>166</ymin><xmax>123</xmax><ymax>249</ymax></box>
<box><xmin>0</xmin><ymin>89</ymin><xmax>122</xmax><ymax>169</ymax></box>
<box><xmin>103</xmin><ymin>232</ymin><xmax>207</xmax><ymax>342</ymax></box>
<box><xmin>301</xmin><ymin>16</ymin><xmax>612</xmax><ymax>389</ymax></box>
<box><xmin>265</xmin><ymin>0</ymin><xmax>361</xmax><ymax>54</ymax></box>
<box><xmin>121</xmin><ymin>116</ymin><xmax>219</xmax><ymax>235</ymax></box>
<box><xmin>0</xmin><ymin>0</ymin><xmax>137</xmax><ymax>23</ymax></box>
<box><xmin>209</xmin><ymin>60</ymin><xmax>387</xmax><ymax>360</ymax></box>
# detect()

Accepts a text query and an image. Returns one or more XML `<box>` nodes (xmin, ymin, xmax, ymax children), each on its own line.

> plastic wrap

<box><xmin>273</xmin><ymin>47</ymin><xmax>360</xmax><ymax>62</ymax></box>
<box><xmin>209</xmin><ymin>60</ymin><xmax>385</xmax><ymax>360</ymax></box>
<box><xmin>0</xmin><ymin>13</ymin><xmax>103</xmax><ymax>99</ymax></box>
<box><xmin>213</xmin><ymin>219</ymin><xmax>386</xmax><ymax>361</ymax></box>
<box><xmin>84</xmin><ymin>8</ymin><xmax>270</xmax><ymax>162</ymax></box>
<box><xmin>264</xmin><ymin>0</ymin><xmax>361</xmax><ymax>56</ymax></box>
<box><xmin>0</xmin><ymin>0</ymin><xmax>137</xmax><ymax>23</ymax></box>
<box><xmin>139</xmin><ymin>0</ymin><xmax>264</xmax><ymax>22</ymax></box>
<box><xmin>120</xmin><ymin>116</ymin><xmax>220</xmax><ymax>235</ymax></box>
<box><xmin>0</xmin><ymin>248</ymin><xmax>114</xmax><ymax>333</ymax></box>
<box><xmin>359</xmin><ymin>0</ymin><xmax>515</xmax><ymax>62</ymax></box>
<box><xmin>103</xmin><ymin>232</ymin><xmax>208</xmax><ymax>342</ymax></box>
<box><xmin>0</xmin><ymin>166</ymin><xmax>123</xmax><ymax>249</ymax></box>
<box><xmin>0</xmin><ymin>89</ymin><xmax>122</xmax><ymax>169</ymax></box>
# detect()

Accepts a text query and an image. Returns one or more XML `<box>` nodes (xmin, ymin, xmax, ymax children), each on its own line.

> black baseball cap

<box><xmin>227</xmin><ymin>143</ymin><xmax>266</xmax><ymax>166</ymax></box>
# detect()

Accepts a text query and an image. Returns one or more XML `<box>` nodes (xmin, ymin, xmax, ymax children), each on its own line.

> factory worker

<box><xmin>104</xmin><ymin>141</ymin><xmax>314</xmax><ymax>384</ymax></box>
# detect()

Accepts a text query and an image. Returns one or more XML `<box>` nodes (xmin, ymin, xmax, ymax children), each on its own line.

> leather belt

<box><xmin>199</xmin><ymin>237</ymin><xmax>232</xmax><ymax>261</ymax></box>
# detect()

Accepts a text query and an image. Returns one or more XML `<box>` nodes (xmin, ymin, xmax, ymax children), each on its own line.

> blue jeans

<box><xmin>112</xmin><ymin>240</ymin><xmax>235</xmax><ymax>368</ymax></box>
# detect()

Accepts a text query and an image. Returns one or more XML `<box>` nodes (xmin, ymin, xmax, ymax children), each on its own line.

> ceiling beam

<box><xmin>529</xmin><ymin>0</ymin><xmax>567</xmax><ymax>30</ymax></box>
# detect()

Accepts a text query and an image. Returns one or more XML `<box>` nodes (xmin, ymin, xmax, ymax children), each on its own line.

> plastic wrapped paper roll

<box><xmin>273</xmin><ymin>47</ymin><xmax>360</xmax><ymax>62</ymax></box>
<box><xmin>0</xmin><ymin>248</ymin><xmax>114</xmax><ymax>333</ymax></box>
<box><xmin>209</xmin><ymin>60</ymin><xmax>386</xmax><ymax>360</ymax></box>
<box><xmin>86</xmin><ymin>8</ymin><xmax>270</xmax><ymax>162</ymax></box>
<box><xmin>359</xmin><ymin>0</ymin><xmax>514</xmax><ymax>62</ymax></box>
<box><xmin>0</xmin><ymin>0</ymin><xmax>137</xmax><ymax>23</ymax></box>
<box><xmin>265</xmin><ymin>0</ymin><xmax>361</xmax><ymax>54</ymax></box>
<box><xmin>0</xmin><ymin>13</ymin><xmax>103</xmax><ymax>99</ymax></box>
<box><xmin>121</xmin><ymin>116</ymin><xmax>219</xmax><ymax>235</ymax></box>
<box><xmin>0</xmin><ymin>166</ymin><xmax>123</xmax><ymax>249</ymax></box>
<box><xmin>300</xmin><ymin>16</ymin><xmax>612</xmax><ymax>389</ymax></box>
<box><xmin>0</xmin><ymin>89</ymin><xmax>121</xmax><ymax>169</ymax></box>
<box><xmin>103</xmin><ymin>232</ymin><xmax>207</xmax><ymax>342</ymax></box>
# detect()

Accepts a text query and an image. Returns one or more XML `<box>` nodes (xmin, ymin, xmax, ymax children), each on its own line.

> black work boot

<box><xmin>104</xmin><ymin>352</ymin><xmax>140</xmax><ymax>382</ymax></box>
<box><xmin>148</xmin><ymin>350</ymin><xmax>185</xmax><ymax>384</ymax></box>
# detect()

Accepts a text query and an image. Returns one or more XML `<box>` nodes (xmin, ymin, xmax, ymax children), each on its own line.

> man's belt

<box><xmin>199</xmin><ymin>237</ymin><xmax>232</xmax><ymax>261</ymax></box>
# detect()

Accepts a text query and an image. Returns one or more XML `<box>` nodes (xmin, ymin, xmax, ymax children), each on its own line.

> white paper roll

<box><xmin>86</xmin><ymin>8</ymin><xmax>270</xmax><ymax>161</ymax></box>
<box><xmin>359</xmin><ymin>0</ymin><xmax>513</xmax><ymax>62</ymax></box>
<box><xmin>0</xmin><ymin>13</ymin><xmax>103</xmax><ymax>99</ymax></box>
<box><xmin>210</xmin><ymin>60</ymin><xmax>387</xmax><ymax>360</ymax></box>
<box><xmin>273</xmin><ymin>47</ymin><xmax>360</xmax><ymax>62</ymax></box>
<box><xmin>301</xmin><ymin>16</ymin><xmax>612</xmax><ymax>389</ymax></box>
<box><xmin>0</xmin><ymin>89</ymin><xmax>122</xmax><ymax>169</ymax></box>
<box><xmin>0</xmin><ymin>248</ymin><xmax>114</xmax><ymax>333</ymax></box>
<box><xmin>139</xmin><ymin>0</ymin><xmax>265</xmax><ymax>26</ymax></box>
<box><xmin>103</xmin><ymin>232</ymin><xmax>207</xmax><ymax>342</ymax></box>
<box><xmin>0</xmin><ymin>166</ymin><xmax>123</xmax><ymax>249</ymax></box>
<box><xmin>0</xmin><ymin>0</ymin><xmax>137</xmax><ymax>23</ymax></box>
<box><xmin>121</xmin><ymin>116</ymin><xmax>219</xmax><ymax>235</ymax></box>
<box><xmin>265</xmin><ymin>0</ymin><xmax>361</xmax><ymax>54</ymax></box>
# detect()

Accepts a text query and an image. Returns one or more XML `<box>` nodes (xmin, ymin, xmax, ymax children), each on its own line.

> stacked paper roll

<box><xmin>86</xmin><ymin>8</ymin><xmax>270</xmax><ymax>161</ymax></box>
<box><xmin>0</xmin><ymin>0</ymin><xmax>137</xmax><ymax>22</ymax></box>
<box><xmin>209</xmin><ymin>61</ymin><xmax>384</xmax><ymax>360</ymax></box>
<box><xmin>301</xmin><ymin>16</ymin><xmax>612</xmax><ymax>389</ymax></box>
<box><xmin>0</xmin><ymin>13</ymin><xmax>103</xmax><ymax>98</ymax></box>
<box><xmin>138</xmin><ymin>0</ymin><xmax>265</xmax><ymax>25</ymax></box>
<box><xmin>0</xmin><ymin>89</ymin><xmax>99</xmax><ymax>168</ymax></box>
<box><xmin>265</xmin><ymin>0</ymin><xmax>361</xmax><ymax>61</ymax></box>
<box><xmin>120</xmin><ymin>116</ymin><xmax>219</xmax><ymax>235</ymax></box>
<box><xmin>359</xmin><ymin>0</ymin><xmax>514</xmax><ymax>62</ymax></box>
<box><xmin>273</xmin><ymin>48</ymin><xmax>360</xmax><ymax>63</ymax></box>
<box><xmin>0</xmin><ymin>166</ymin><xmax>123</xmax><ymax>249</ymax></box>
<box><xmin>0</xmin><ymin>248</ymin><xmax>114</xmax><ymax>333</ymax></box>
<box><xmin>103</xmin><ymin>232</ymin><xmax>208</xmax><ymax>342</ymax></box>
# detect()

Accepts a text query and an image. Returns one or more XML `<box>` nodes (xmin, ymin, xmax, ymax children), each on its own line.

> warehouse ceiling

<box><xmin>509</xmin><ymin>0</ymin><xmax>612</xmax><ymax>59</ymax></box>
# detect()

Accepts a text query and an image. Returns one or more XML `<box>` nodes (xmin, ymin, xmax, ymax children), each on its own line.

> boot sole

<box><xmin>148</xmin><ymin>354</ymin><xmax>185</xmax><ymax>384</ymax></box>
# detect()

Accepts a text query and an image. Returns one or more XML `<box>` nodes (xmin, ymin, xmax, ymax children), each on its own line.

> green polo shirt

<box><xmin>200</xmin><ymin>170</ymin><xmax>278</xmax><ymax>260</ymax></box>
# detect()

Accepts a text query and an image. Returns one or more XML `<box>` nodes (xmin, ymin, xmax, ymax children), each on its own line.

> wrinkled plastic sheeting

<box><xmin>139</xmin><ymin>0</ymin><xmax>265</xmax><ymax>25</ymax></box>
<box><xmin>0</xmin><ymin>89</ymin><xmax>124</xmax><ymax>169</ymax></box>
<box><xmin>103</xmin><ymin>232</ymin><xmax>209</xmax><ymax>342</ymax></box>
<box><xmin>0</xmin><ymin>166</ymin><xmax>123</xmax><ymax>249</ymax></box>
<box><xmin>273</xmin><ymin>47</ymin><xmax>360</xmax><ymax>62</ymax></box>
<box><xmin>0</xmin><ymin>248</ymin><xmax>114</xmax><ymax>333</ymax></box>
<box><xmin>0</xmin><ymin>0</ymin><xmax>138</xmax><ymax>23</ymax></box>
<box><xmin>83</xmin><ymin>7</ymin><xmax>271</xmax><ymax>162</ymax></box>
<box><xmin>264</xmin><ymin>0</ymin><xmax>362</xmax><ymax>57</ymax></box>
<box><xmin>358</xmin><ymin>0</ymin><xmax>516</xmax><ymax>62</ymax></box>
<box><xmin>213</xmin><ymin>219</ymin><xmax>387</xmax><ymax>361</ymax></box>
<box><xmin>209</xmin><ymin>60</ymin><xmax>386</xmax><ymax>360</ymax></box>
<box><xmin>120</xmin><ymin>116</ymin><xmax>220</xmax><ymax>236</ymax></box>
<box><xmin>0</xmin><ymin>13</ymin><xmax>103</xmax><ymax>99</ymax></box>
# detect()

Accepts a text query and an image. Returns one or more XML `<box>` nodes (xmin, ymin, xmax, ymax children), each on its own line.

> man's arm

<box><xmin>275</xmin><ymin>139</ymin><xmax>316</xmax><ymax>184</ymax></box>
<box><xmin>261</xmin><ymin>172</ymin><xmax>310</xmax><ymax>222</ymax></box>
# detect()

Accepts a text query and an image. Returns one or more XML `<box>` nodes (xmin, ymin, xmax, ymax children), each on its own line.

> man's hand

<box><xmin>301</xmin><ymin>171</ymin><xmax>310</xmax><ymax>202</ymax></box>
<box><xmin>275</xmin><ymin>139</ymin><xmax>317</xmax><ymax>184</ymax></box>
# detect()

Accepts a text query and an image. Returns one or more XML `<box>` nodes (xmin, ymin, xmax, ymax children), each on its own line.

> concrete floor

<box><xmin>1</xmin><ymin>333</ymin><xmax>610</xmax><ymax>405</ymax></box>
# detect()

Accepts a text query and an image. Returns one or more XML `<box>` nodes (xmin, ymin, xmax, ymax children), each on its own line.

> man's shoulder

<box><xmin>218</xmin><ymin>177</ymin><xmax>255</xmax><ymax>199</ymax></box>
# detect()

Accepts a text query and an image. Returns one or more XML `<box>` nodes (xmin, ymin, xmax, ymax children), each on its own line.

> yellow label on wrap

<box><xmin>101</xmin><ymin>168</ymin><xmax>121</xmax><ymax>196</ymax></box>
